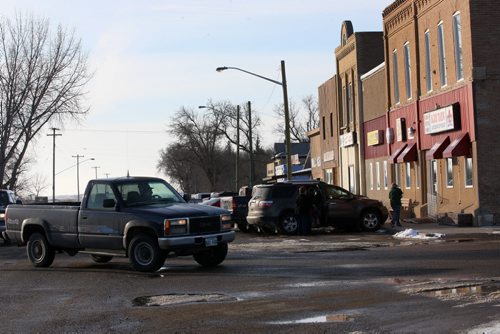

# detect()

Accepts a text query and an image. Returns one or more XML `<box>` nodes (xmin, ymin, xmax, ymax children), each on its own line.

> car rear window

<box><xmin>271</xmin><ymin>186</ymin><xmax>295</xmax><ymax>198</ymax></box>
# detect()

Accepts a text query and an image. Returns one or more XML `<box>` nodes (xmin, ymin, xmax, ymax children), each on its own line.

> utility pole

<box><xmin>236</xmin><ymin>105</ymin><xmax>240</xmax><ymax>192</ymax></box>
<box><xmin>72</xmin><ymin>154</ymin><xmax>84</xmax><ymax>201</ymax></box>
<box><xmin>248</xmin><ymin>101</ymin><xmax>255</xmax><ymax>187</ymax></box>
<box><xmin>91</xmin><ymin>166</ymin><xmax>100</xmax><ymax>179</ymax></box>
<box><xmin>47</xmin><ymin>128</ymin><xmax>62</xmax><ymax>203</ymax></box>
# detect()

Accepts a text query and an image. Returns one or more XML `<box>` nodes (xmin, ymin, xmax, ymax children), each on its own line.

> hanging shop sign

<box><xmin>424</xmin><ymin>104</ymin><xmax>460</xmax><ymax>134</ymax></box>
<box><xmin>367</xmin><ymin>130</ymin><xmax>384</xmax><ymax>146</ymax></box>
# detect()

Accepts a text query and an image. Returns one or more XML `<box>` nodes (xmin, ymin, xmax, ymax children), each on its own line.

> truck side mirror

<box><xmin>16</xmin><ymin>199</ymin><xmax>23</xmax><ymax>204</ymax></box>
<box><xmin>183</xmin><ymin>194</ymin><xmax>191</xmax><ymax>202</ymax></box>
<box><xmin>103</xmin><ymin>199</ymin><xmax>116</xmax><ymax>208</ymax></box>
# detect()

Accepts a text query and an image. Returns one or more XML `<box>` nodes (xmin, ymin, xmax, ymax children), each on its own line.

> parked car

<box><xmin>246</xmin><ymin>181</ymin><xmax>389</xmax><ymax>234</ymax></box>
<box><xmin>200</xmin><ymin>193</ymin><xmax>252</xmax><ymax>232</ymax></box>
<box><xmin>1</xmin><ymin>189</ymin><xmax>21</xmax><ymax>242</ymax></box>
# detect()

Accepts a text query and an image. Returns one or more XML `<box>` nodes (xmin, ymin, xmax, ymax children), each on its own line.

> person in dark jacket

<box><xmin>296</xmin><ymin>186</ymin><xmax>313</xmax><ymax>235</ymax></box>
<box><xmin>389</xmin><ymin>183</ymin><xmax>403</xmax><ymax>227</ymax></box>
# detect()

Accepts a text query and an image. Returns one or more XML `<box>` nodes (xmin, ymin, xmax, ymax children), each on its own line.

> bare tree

<box><xmin>273</xmin><ymin>95</ymin><xmax>319</xmax><ymax>142</ymax></box>
<box><xmin>169</xmin><ymin>106</ymin><xmax>226</xmax><ymax>191</ymax></box>
<box><xmin>0</xmin><ymin>14</ymin><xmax>90</xmax><ymax>190</ymax></box>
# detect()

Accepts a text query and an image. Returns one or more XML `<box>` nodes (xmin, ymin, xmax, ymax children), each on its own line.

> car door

<box><xmin>322</xmin><ymin>185</ymin><xmax>356</xmax><ymax>224</ymax></box>
<box><xmin>78</xmin><ymin>182</ymin><xmax>123</xmax><ymax>250</ymax></box>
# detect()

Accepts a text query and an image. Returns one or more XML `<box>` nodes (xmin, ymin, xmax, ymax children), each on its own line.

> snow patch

<box><xmin>393</xmin><ymin>228</ymin><xmax>445</xmax><ymax>240</ymax></box>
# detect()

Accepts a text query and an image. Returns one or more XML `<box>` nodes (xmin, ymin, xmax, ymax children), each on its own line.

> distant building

<box><xmin>263</xmin><ymin>142</ymin><xmax>311</xmax><ymax>183</ymax></box>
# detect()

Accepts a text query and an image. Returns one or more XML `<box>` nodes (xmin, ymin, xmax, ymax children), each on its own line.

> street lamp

<box><xmin>71</xmin><ymin>155</ymin><xmax>95</xmax><ymax>201</ymax></box>
<box><xmin>216</xmin><ymin>60</ymin><xmax>293</xmax><ymax>180</ymax></box>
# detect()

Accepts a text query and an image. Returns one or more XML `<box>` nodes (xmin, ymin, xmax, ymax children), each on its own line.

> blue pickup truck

<box><xmin>5</xmin><ymin>176</ymin><xmax>235</xmax><ymax>272</ymax></box>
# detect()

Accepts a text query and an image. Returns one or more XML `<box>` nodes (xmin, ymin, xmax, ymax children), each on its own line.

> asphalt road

<box><xmin>1</xmin><ymin>228</ymin><xmax>499</xmax><ymax>333</ymax></box>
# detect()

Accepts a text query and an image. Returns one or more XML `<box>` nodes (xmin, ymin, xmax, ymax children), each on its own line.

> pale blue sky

<box><xmin>1</xmin><ymin>0</ymin><xmax>391</xmax><ymax>196</ymax></box>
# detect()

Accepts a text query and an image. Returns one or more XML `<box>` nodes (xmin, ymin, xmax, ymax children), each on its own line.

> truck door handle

<box><xmin>81</xmin><ymin>216</ymin><xmax>88</xmax><ymax>220</ymax></box>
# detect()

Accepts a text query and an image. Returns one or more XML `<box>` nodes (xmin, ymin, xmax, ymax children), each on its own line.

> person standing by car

<box><xmin>389</xmin><ymin>183</ymin><xmax>403</xmax><ymax>227</ymax></box>
<box><xmin>296</xmin><ymin>186</ymin><xmax>313</xmax><ymax>235</ymax></box>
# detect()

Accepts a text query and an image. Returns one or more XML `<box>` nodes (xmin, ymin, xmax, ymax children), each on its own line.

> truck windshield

<box><xmin>116</xmin><ymin>180</ymin><xmax>184</xmax><ymax>207</ymax></box>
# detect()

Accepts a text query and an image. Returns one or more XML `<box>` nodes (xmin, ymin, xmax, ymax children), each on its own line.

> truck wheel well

<box><xmin>23</xmin><ymin>225</ymin><xmax>46</xmax><ymax>244</ymax></box>
<box><xmin>126</xmin><ymin>227</ymin><xmax>157</xmax><ymax>248</ymax></box>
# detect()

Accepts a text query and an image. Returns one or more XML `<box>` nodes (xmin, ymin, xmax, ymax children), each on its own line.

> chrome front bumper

<box><xmin>157</xmin><ymin>230</ymin><xmax>235</xmax><ymax>249</ymax></box>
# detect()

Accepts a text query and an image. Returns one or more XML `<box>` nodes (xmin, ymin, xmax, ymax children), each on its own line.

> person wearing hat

<box><xmin>389</xmin><ymin>183</ymin><xmax>403</xmax><ymax>227</ymax></box>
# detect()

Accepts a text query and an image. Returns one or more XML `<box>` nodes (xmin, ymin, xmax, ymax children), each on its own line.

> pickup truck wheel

<box><xmin>280</xmin><ymin>214</ymin><xmax>300</xmax><ymax>235</ymax></box>
<box><xmin>91</xmin><ymin>255</ymin><xmax>113</xmax><ymax>263</ymax></box>
<box><xmin>193</xmin><ymin>243</ymin><xmax>228</xmax><ymax>267</ymax></box>
<box><xmin>27</xmin><ymin>233</ymin><xmax>55</xmax><ymax>268</ymax></box>
<box><xmin>360</xmin><ymin>210</ymin><xmax>382</xmax><ymax>232</ymax></box>
<box><xmin>128</xmin><ymin>235</ymin><xmax>164</xmax><ymax>272</ymax></box>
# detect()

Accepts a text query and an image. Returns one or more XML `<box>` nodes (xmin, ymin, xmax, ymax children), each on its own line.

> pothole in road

<box><xmin>270</xmin><ymin>313</ymin><xmax>354</xmax><ymax>324</ymax></box>
<box><xmin>133</xmin><ymin>293</ymin><xmax>237</xmax><ymax>307</ymax></box>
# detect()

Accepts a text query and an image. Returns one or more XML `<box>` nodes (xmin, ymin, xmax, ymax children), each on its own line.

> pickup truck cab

<box><xmin>6</xmin><ymin>177</ymin><xmax>235</xmax><ymax>272</ymax></box>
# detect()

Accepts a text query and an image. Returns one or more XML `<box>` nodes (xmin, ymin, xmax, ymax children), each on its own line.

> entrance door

<box><xmin>427</xmin><ymin>160</ymin><xmax>438</xmax><ymax>216</ymax></box>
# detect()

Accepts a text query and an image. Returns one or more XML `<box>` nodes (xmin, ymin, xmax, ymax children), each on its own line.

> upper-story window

<box><xmin>329</xmin><ymin>113</ymin><xmax>334</xmax><ymax>137</ymax></box>
<box><xmin>403</xmin><ymin>42</ymin><xmax>412</xmax><ymax>100</ymax></box>
<box><xmin>322</xmin><ymin>116</ymin><xmax>326</xmax><ymax>140</ymax></box>
<box><xmin>347</xmin><ymin>82</ymin><xmax>353</xmax><ymax>123</ymax></box>
<box><xmin>437</xmin><ymin>21</ymin><xmax>447</xmax><ymax>87</ymax></box>
<box><xmin>424</xmin><ymin>30</ymin><xmax>432</xmax><ymax>92</ymax></box>
<box><xmin>392</xmin><ymin>49</ymin><xmax>400</xmax><ymax>104</ymax></box>
<box><xmin>453</xmin><ymin>12</ymin><xmax>464</xmax><ymax>81</ymax></box>
<box><xmin>342</xmin><ymin>85</ymin><xmax>347</xmax><ymax>127</ymax></box>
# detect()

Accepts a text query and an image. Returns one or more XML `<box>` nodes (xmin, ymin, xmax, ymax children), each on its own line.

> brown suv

<box><xmin>246</xmin><ymin>181</ymin><xmax>389</xmax><ymax>234</ymax></box>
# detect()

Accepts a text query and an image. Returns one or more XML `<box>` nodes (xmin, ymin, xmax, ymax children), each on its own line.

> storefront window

<box><xmin>369</xmin><ymin>163</ymin><xmax>373</xmax><ymax>190</ymax></box>
<box><xmin>446</xmin><ymin>158</ymin><xmax>454</xmax><ymax>188</ymax></box>
<box><xmin>395</xmin><ymin>164</ymin><xmax>401</xmax><ymax>187</ymax></box>
<box><xmin>376</xmin><ymin>162</ymin><xmax>381</xmax><ymax>190</ymax></box>
<box><xmin>405</xmin><ymin>162</ymin><xmax>411</xmax><ymax>189</ymax></box>
<box><xmin>430</xmin><ymin>160</ymin><xmax>438</xmax><ymax>194</ymax></box>
<box><xmin>324</xmin><ymin>169</ymin><xmax>333</xmax><ymax>185</ymax></box>
<box><xmin>465</xmin><ymin>157</ymin><xmax>473</xmax><ymax>187</ymax></box>
<box><xmin>414</xmin><ymin>161</ymin><xmax>420</xmax><ymax>189</ymax></box>
<box><xmin>384</xmin><ymin>161</ymin><xmax>388</xmax><ymax>189</ymax></box>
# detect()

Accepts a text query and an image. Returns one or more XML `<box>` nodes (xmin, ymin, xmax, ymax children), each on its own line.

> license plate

<box><xmin>204</xmin><ymin>237</ymin><xmax>218</xmax><ymax>247</ymax></box>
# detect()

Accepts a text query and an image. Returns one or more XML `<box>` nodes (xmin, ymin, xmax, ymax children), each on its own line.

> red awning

<box><xmin>389</xmin><ymin>144</ymin><xmax>407</xmax><ymax>164</ymax></box>
<box><xmin>397</xmin><ymin>143</ymin><xmax>418</xmax><ymax>163</ymax></box>
<box><xmin>425</xmin><ymin>136</ymin><xmax>450</xmax><ymax>160</ymax></box>
<box><xmin>443</xmin><ymin>133</ymin><xmax>471</xmax><ymax>158</ymax></box>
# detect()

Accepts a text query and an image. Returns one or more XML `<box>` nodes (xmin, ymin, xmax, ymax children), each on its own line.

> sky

<box><xmin>1</xmin><ymin>0</ymin><xmax>391</xmax><ymax>197</ymax></box>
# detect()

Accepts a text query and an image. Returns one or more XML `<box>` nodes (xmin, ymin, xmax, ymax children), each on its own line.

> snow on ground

<box><xmin>393</xmin><ymin>228</ymin><xmax>445</xmax><ymax>240</ymax></box>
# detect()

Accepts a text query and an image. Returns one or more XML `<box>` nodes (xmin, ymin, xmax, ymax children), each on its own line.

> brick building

<box><xmin>383</xmin><ymin>0</ymin><xmax>499</xmax><ymax>224</ymax></box>
<box><xmin>334</xmin><ymin>22</ymin><xmax>384</xmax><ymax>195</ymax></box>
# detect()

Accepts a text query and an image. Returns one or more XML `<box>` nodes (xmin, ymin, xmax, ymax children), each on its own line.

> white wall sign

<box><xmin>323</xmin><ymin>150</ymin><xmax>334</xmax><ymax>162</ymax></box>
<box><xmin>424</xmin><ymin>105</ymin><xmax>457</xmax><ymax>134</ymax></box>
<box><xmin>340</xmin><ymin>132</ymin><xmax>356</xmax><ymax>147</ymax></box>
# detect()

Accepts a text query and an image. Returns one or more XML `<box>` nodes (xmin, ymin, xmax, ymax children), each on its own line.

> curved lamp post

<box><xmin>216</xmin><ymin>60</ymin><xmax>293</xmax><ymax>180</ymax></box>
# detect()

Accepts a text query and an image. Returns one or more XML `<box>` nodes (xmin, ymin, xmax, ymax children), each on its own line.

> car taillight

<box><xmin>258</xmin><ymin>201</ymin><xmax>273</xmax><ymax>209</ymax></box>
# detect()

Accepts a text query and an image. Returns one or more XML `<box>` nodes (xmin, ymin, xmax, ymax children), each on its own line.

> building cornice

<box><xmin>335</xmin><ymin>39</ymin><xmax>356</xmax><ymax>61</ymax></box>
<box><xmin>384</xmin><ymin>1</ymin><xmax>414</xmax><ymax>33</ymax></box>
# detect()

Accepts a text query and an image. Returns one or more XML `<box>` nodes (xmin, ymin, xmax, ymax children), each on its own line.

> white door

<box><xmin>428</xmin><ymin>160</ymin><xmax>438</xmax><ymax>216</ymax></box>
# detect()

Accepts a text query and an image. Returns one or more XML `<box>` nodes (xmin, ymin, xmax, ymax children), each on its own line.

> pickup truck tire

<box><xmin>193</xmin><ymin>243</ymin><xmax>228</xmax><ymax>267</ymax></box>
<box><xmin>91</xmin><ymin>255</ymin><xmax>113</xmax><ymax>263</ymax></box>
<box><xmin>27</xmin><ymin>232</ymin><xmax>55</xmax><ymax>268</ymax></box>
<box><xmin>128</xmin><ymin>235</ymin><xmax>164</xmax><ymax>272</ymax></box>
